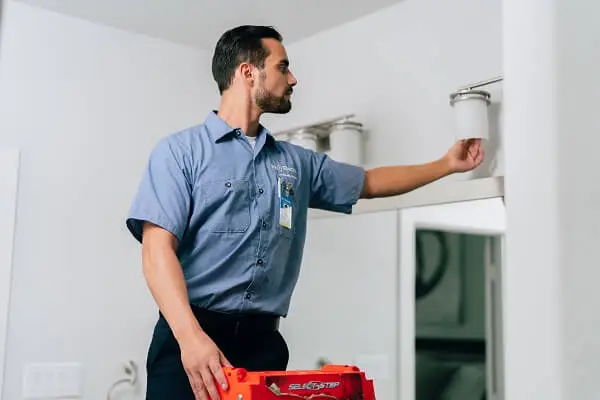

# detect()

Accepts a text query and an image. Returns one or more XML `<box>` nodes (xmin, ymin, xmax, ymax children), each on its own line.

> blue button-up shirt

<box><xmin>126</xmin><ymin>111</ymin><xmax>365</xmax><ymax>316</ymax></box>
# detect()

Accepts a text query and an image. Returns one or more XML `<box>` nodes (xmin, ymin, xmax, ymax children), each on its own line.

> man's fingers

<box><xmin>466</xmin><ymin>140</ymin><xmax>479</xmax><ymax>159</ymax></box>
<box><xmin>220</xmin><ymin>351</ymin><xmax>233</xmax><ymax>368</ymax></box>
<box><xmin>477</xmin><ymin>148</ymin><xmax>485</xmax><ymax>164</ymax></box>
<box><xmin>209</xmin><ymin>357</ymin><xmax>229</xmax><ymax>390</ymax></box>
<box><xmin>468</xmin><ymin>141</ymin><xmax>483</xmax><ymax>163</ymax></box>
<box><xmin>201</xmin><ymin>367</ymin><xmax>221</xmax><ymax>400</ymax></box>
<box><xmin>186</xmin><ymin>369</ymin><xmax>209</xmax><ymax>400</ymax></box>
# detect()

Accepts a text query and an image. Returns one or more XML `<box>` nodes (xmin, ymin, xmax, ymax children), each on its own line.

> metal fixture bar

<box><xmin>272</xmin><ymin>113</ymin><xmax>357</xmax><ymax>138</ymax></box>
<box><xmin>458</xmin><ymin>75</ymin><xmax>504</xmax><ymax>91</ymax></box>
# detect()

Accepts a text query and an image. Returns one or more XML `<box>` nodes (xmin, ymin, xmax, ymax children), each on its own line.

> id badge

<box><xmin>279</xmin><ymin>177</ymin><xmax>293</xmax><ymax>229</ymax></box>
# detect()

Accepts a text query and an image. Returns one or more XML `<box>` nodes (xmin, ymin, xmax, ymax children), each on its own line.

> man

<box><xmin>126</xmin><ymin>25</ymin><xmax>483</xmax><ymax>400</ymax></box>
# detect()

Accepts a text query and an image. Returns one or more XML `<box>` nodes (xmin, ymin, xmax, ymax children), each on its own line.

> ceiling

<box><xmin>14</xmin><ymin>0</ymin><xmax>403</xmax><ymax>51</ymax></box>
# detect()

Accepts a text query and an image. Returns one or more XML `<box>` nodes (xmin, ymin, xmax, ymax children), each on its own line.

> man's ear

<box><xmin>239</xmin><ymin>63</ymin><xmax>254</xmax><ymax>85</ymax></box>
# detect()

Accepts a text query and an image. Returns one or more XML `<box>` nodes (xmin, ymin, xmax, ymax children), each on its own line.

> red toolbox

<box><xmin>217</xmin><ymin>364</ymin><xmax>376</xmax><ymax>399</ymax></box>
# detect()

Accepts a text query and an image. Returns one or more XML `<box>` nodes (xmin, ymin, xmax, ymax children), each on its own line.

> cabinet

<box><xmin>280</xmin><ymin>177</ymin><xmax>505</xmax><ymax>400</ymax></box>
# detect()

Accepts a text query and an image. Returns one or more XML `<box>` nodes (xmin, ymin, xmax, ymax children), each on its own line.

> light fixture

<box><xmin>449</xmin><ymin>75</ymin><xmax>503</xmax><ymax>142</ymax></box>
<box><xmin>288</xmin><ymin>128</ymin><xmax>319</xmax><ymax>152</ymax></box>
<box><xmin>274</xmin><ymin>114</ymin><xmax>365</xmax><ymax>166</ymax></box>
<box><xmin>328</xmin><ymin>120</ymin><xmax>364</xmax><ymax>166</ymax></box>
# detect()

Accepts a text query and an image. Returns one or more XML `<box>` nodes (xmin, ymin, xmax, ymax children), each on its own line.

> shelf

<box><xmin>309</xmin><ymin>176</ymin><xmax>504</xmax><ymax>219</ymax></box>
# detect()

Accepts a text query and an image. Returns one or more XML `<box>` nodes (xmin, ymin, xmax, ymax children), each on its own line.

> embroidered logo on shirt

<box><xmin>271</xmin><ymin>163</ymin><xmax>297</xmax><ymax>180</ymax></box>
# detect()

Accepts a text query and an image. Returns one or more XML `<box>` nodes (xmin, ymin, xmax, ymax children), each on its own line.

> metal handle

<box><xmin>272</xmin><ymin>114</ymin><xmax>359</xmax><ymax>138</ymax></box>
<box><xmin>458</xmin><ymin>75</ymin><xmax>504</xmax><ymax>91</ymax></box>
<box><xmin>485</xmin><ymin>238</ymin><xmax>498</xmax><ymax>399</ymax></box>
<box><xmin>490</xmin><ymin>279</ymin><xmax>498</xmax><ymax>395</ymax></box>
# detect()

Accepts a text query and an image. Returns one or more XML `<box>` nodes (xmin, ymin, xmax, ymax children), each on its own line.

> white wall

<box><xmin>503</xmin><ymin>1</ymin><xmax>561</xmax><ymax>399</ymax></box>
<box><xmin>504</xmin><ymin>0</ymin><xmax>600</xmax><ymax>399</ymax></box>
<box><xmin>0</xmin><ymin>2</ymin><xmax>216</xmax><ymax>398</ymax></box>
<box><xmin>264</xmin><ymin>0</ymin><xmax>503</xmax><ymax>180</ymax></box>
<box><xmin>556</xmin><ymin>1</ymin><xmax>600</xmax><ymax>397</ymax></box>
<box><xmin>0</xmin><ymin>149</ymin><xmax>19</xmax><ymax>397</ymax></box>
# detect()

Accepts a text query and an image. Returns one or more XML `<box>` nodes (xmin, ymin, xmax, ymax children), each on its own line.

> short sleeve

<box><xmin>126</xmin><ymin>137</ymin><xmax>192</xmax><ymax>244</ymax></box>
<box><xmin>308</xmin><ymin>151</ymin><xmax>365</xmax><ymax>214</ymax></box>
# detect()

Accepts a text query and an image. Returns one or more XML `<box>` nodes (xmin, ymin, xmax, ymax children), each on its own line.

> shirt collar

<box><xmin>204</xmin><ymin>110</ymin><xmax>275</xmax><ymax>146</ymax></box>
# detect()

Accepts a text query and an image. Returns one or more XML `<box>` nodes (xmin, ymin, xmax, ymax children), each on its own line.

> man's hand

<box><xmin>140</xmin><ymin>222</ymin><xmax>232</xmax><ymax>399</ymax></box>
<box><xmin>179</xmin><ymin>330</ymin><xmax>233</xmax><ymax>400</ymax></box>
<box><xmin>443</xmin><ymin>138</ymin><xmax>485</xmax><ymax>173</ymax></box>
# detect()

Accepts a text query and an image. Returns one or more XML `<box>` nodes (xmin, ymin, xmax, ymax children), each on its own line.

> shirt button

<box><xmin>257</xmin><ymin>259</ymin><xmax>264</xmax><ymax>265</ymax></box>
<box><xmin>225</xmin><ymin>182</ymin><xmax>231</xmax><ymax>188</ymax></box>
<box><xmin>258</xmin><ymin>188</ymin><xmax>264</xmax><ymax>194</ymax></box>
<box><xmin>245</xmin><ymin>293</ymin><xmax>251</xmax><ymax>299</ymax></box>
<box><xmin>262</xmin><ymin>221</ymin><xmax>267</xmax><ymax>228</ymax></box>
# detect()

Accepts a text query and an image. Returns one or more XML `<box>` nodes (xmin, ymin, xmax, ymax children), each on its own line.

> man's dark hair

<box><xmin>212</xmin><ymin>25</ymin><xmax>283</xmax><ymax>94</ymax></box>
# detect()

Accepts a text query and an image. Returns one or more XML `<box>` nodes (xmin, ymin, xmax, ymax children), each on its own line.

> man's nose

<box><xmin>288</xmin><ymin>71</ymin><xmax>297</xmax><ymax>87</ymax></box>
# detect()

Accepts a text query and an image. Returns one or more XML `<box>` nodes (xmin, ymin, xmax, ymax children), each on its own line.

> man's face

<box><xmin>253</xmin><ymin>38</ymin><xmax>297</xmax><ymax>114</ymax></box>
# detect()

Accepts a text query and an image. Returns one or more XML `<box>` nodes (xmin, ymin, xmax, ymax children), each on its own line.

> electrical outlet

<box><xmin>54</xmin><ymin>363</ymin><xmax>82</xmax><ymax>398</ymax></box>
<box><xmin>22</xmin><ymin>364</ymin><xmax>51</xmax><ymax>399</ymax></box>
<box><xmin>23</xmin><ymin>362</ymin><xmax>82</xmax><ymax>399</ymax></box>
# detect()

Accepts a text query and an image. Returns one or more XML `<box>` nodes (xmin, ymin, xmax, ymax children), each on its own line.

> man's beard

<box><xmin>255</xmin><ymin>84</ymin><xmax>292</xmax><ymax>114</ymax></box>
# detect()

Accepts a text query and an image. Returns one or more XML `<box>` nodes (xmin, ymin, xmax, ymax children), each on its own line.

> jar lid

<box><xmin>331</xmin><ymin>120</ymin><xmax>363</xmax><ymax>131</ymax></box>
<box><xmin>290</xmin><ymin>128</ymin><xmax>318</xmax><ymax>140</ymax></box>
<box><xmin>449</xmin><ymin>89</ymin><xmax>491</xmax><ymax>106</ymax></box>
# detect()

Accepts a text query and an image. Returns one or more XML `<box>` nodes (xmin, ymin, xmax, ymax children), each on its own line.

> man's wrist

<box><xmin>175</xmin><ymin>326</ymin><xmax>206</xmax><ymax>346</ymax></box>
<box><xmin>171</xmin><ymin>316</ymin><xmax>205</xmax><ymax>345</ymax></box>
<box><xmin>437</xmin><ymin>155</ymin><xmax>455</xmax><ymax>176</ymax></box>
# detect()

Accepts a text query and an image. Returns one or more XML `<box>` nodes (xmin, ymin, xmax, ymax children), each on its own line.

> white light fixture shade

<box><xmin>450</xmin><ymin>89</ymin><xmax>491</xmax><ymax>141</ymax></box>
<box><xmin>289</xmin><ymin>129</ymin><xmax>318</xmax><ymax>152</ymax></box>
<box><xmin>328</xmin><ymin>121</ymin><xmax>363</xmax><ymax>166</ymax></box>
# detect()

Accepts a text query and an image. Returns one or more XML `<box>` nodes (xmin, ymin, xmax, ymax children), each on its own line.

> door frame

<box><xmin>0</xmin><ymin>148</ymin><xmax>20</xmax><ymax>397</ymax></box>
<box><xmin>397</xmin><ymin>197</ymin><xmax>506</xmax><ymax>400</ymax></box>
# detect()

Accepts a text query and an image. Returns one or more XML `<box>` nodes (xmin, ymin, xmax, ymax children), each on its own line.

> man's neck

<box><xmin>217</xmin><ymin>92</ymin><xmax>262</xmax><ymax>137</ymax></box>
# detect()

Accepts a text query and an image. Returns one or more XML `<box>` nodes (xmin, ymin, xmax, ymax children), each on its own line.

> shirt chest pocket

<box><xmin>200</xmin><ymin>178</ymin><xmax>251</xmax><ymax>233</ymax></box>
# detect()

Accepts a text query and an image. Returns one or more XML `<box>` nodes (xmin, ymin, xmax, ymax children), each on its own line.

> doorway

<box><xmin>414</xmin><ymin>230</ymin><xmax>502</xmax><ymax>400</ymax></box>
<box><xmin>397</xmin><ymin>198</ymin><xmax>505</xmax><ymax>400</ymax></box>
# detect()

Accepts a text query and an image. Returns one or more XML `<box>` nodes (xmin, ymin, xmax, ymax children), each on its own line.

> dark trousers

<box><xmin>145</xmin><ymin>305</ymin><xmax>289</xmax><ymax>399</ymax></box>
